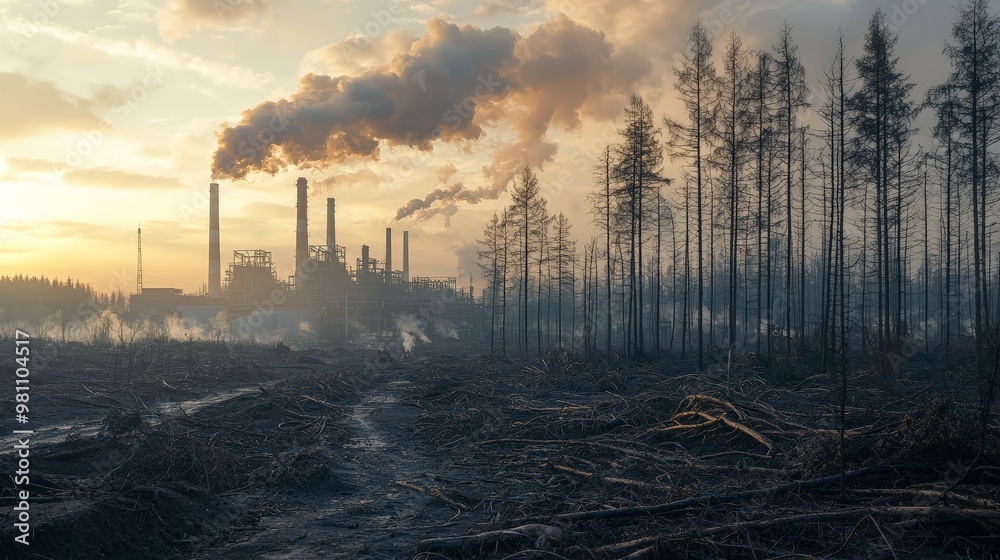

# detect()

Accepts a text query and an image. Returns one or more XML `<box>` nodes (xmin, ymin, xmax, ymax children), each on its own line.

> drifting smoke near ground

<box><xmin>211</xmin><ymin>15</ymin><xmax>649</xmax><ymax>220</ymax></box>
<box><xmin>43</xmin><ymin>309</ymin><xmax>218</xmax><ymax>344</ymax></box>
<box><xmin>434</xmin><ymin>320</ymin><xmax>460</xmax><ymax>340</ymax></box>
<box><xmin>395</xmin><ymin>314</ymin><xmax>431</xmax><ymax>352</ymax></box>
<box><xmin>164</xmin><ymin>314</ymin><xmax>209</xmax><ymax>339</ymax></box>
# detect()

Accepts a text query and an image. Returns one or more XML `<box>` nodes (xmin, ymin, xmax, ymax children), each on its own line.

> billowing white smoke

<box><xmin>395</xmin><ymin>313</ymin><xmax>431</xmax><ymax>352</ymax></box>
<box><xmin>434</xmin><ymin>319</ymin><xmax>460</xmax><ymax>339</ymax></box>
<box><xmin>165</xmin><ymin>314</ymin><xmax>209</xmax><ymax>339</ymax></box>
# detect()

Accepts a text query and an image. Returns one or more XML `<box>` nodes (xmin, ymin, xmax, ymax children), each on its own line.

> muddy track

<box><xmin>192</xmin><ymin>360</ymin><xmax>491</xmax><ymax>560</ymax></box>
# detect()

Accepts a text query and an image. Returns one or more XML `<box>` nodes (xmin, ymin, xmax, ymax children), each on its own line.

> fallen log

<box><xmin>661</xmin><ymin>410</ymin><xmax>774</xmax><ymax>452</ymax></box>
<box><xmin>555</xmin><ymin>465</ymin><xmax>892</xmax><ymax>522</ymax></box>
<box><xmin>589</xmin><ymin>536</ymin><xmax>658</xmax><ymax>556</ymax></box>
<box><xmin>394</xmin><ymin>480</ymin><xmax>470</xmax><ymax>511</ymax></box>
<box><xmin>624</xmin><ymin>546</ymin><xmax>658</xmax><ymax>559</ymax></box>
<box><xmin>551</xmin><ymin>464</ymin><xmax>656</xmax><ymax>489</ymax></box>
<box><xmin>675</xmin><ymin>394</ymin><xmax>744</xmax><ymax>419</ymax></box>
<box><xmin>669</xmin><ymin>506</ymin><xmax>1000</xmax><ymax>539</ymax></box>
<box><xmin>476</xmin><ymin>438</ymin><xmax>682</xmax><ymax>465</ymax></box>
<box><xmin>849</xmin><ymin>487</ymin><xmax>1000</xmax><ymax>509</ymax></box>
<box><xmin>415</xmin><ymin>524</ymin><xmax>563</xmax><ymax>553</ymax></box>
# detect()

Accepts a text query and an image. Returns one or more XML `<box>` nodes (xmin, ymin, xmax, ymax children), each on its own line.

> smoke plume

<box><xmin>211</xmin><ymin>15</ymin><xmax>649</xmax><ymax>217</ymax></box>
<box><xmin>434</xmin><ymin>319</ymin><xmax>460</xmax><ymax>339</ymax></box>
<box><xmin>395</xmin><ymin>313</ymin><xmax>431</xmax><ymax>352</ymax></box>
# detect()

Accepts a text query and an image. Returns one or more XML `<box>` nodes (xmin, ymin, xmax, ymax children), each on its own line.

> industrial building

<box><xmin>129</xmin><ymin>178</ymin><xmax>483</xmax><ymax>343</ymax></box>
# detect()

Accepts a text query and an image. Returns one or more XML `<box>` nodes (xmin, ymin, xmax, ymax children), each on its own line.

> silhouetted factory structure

<box><xmin>130</xmin><ymin>178</ymin><xmax>482</xmax><ymax>342</ymax></box>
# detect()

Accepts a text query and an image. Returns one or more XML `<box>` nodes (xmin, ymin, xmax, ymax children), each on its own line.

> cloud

<box><xmin>157</xmin><ymin>0</ymin><xmax>272</xmax><ymax>41</ymax></box>
<box><xmin>540</xmin><ymin>0</ymin><xmax>706</xmax><ymax>52</ymax></box>
<box><xmin>236</xmin><ymin>201</ymin><xmax>294</xmax><ymax>217</ymax></box>
<box><xmin>212</xmin><ymin>15</ymin><xmax>651</xmax><ymax>223</ymax></box>
<box><xmin>0</xmin><ymin>73</ymin><xmax>100</xmax><ymax>140</ymax></box>
<box><xmin>3</xmin><ymin>157</ymin><xmax>61</xmax><ymax>175</ymax></box>
<box><xmin>222</xmin><ymin>201</ymin><xmax>295</xmax><ymax>242</ymax></box>
<box><xmin>61</xmin><ymin>167</ymin><xmax>188</xmax><ymax>190</ymax></box>
<box><xmin>310</xmin><ymin>168</ymin><xmax>382</xmax><ymax>195</ymax></box>
<box><xmin>436</xmin><ymin>161</ymin><xmax>458</xmax><ymax>183</ymax></box>
<box><xmin>12</xmin><ymin>21</ymin><xmax>273</xmax><ymax>89</ymax></box>
<box><xmin>454</xmin><ymin>241</ymin><xmax>478</xmax><ymax>279</ymax></box>
<box><xmin>106</xmin><ymin>0</ymin><xmax>159</xmax><ymax>25</ymax></box>
<box><xmin>476</xmin><ymin>0</ymin><xmax>544</xmax><ymax>16</ymax></box>
<box><xmin>300</xmin><ymin>28</ymin><xmax>420</xmax><ymax>77</ymax></box>
<box><xmin>3</xmin><ymin>220</ymin><xmax>135</xmax><ymax>242</ymax></box>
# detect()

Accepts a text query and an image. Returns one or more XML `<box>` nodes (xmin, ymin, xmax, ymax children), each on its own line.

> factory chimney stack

<box><xmin>402</xmin><ymin>231</ymin><xmax>409</xmax><ymax>284</ymax></box>
<box><xmin>326</xmin><ymin>198</ymin><xmax>336</xmax><ymax>263</ymax></box>
<box><xmin>385</xmin><ymin>227</ymin><xmax>392</xmax><ymax>287</ymax></box>
<box><xmin>209</xmin><ymin>183</ymin><xmax>221</xmax><ymax>297</ymax></box>
<box><xmin>295</xmin><ymin>177</ymin><xmax>309</xmax><ymax>288</ymax></box>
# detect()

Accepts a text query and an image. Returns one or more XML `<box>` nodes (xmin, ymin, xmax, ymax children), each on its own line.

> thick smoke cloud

<box><xmin>212</xmin><ymin>15</ymin><xmax>650</xmax><ymax>219</ymax></box>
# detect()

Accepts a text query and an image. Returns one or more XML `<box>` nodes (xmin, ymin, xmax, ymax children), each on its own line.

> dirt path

<box><xmin>193</xmin><ymin>360</ymin><xmax>490</xmax><ymax>560</ymax></box>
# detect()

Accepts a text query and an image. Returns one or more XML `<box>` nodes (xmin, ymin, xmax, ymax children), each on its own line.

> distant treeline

<box><xmin>0</xmin><ymin>274</ymin><xmax>124</xmax><ymax>326</ymax></box>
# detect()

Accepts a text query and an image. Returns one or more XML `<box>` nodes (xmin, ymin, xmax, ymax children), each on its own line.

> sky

<box><xmin>0</xmin><ymin>0</ymin><xmax>962</xmax><ymax>295</ymax></box>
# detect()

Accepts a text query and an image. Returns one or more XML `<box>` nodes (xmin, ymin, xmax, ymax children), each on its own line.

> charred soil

<box><xmin>1</xmin><ymin>342</ymin><xmax>998</xmax><ymax>559</ymax></box>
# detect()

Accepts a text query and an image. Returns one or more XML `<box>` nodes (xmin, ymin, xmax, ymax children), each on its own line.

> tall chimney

<box><xmin>402</xmin><ymin>230</ymin><xmax>409</xmax><ymax>284</ymax></box>
<box><xmin>385</xmin><ymin>227</ymin><xmax>392</xmax><ymax>286</ymax></box>
<box><xmin>295</xmin><ymin>177</ymin><xmax>308</xmax><ymax>288</ymax></box>
<box><xmin>209</xmin><ymin>183</ymin><xmax>221</xmax><ymax>297</ymax></box>
<box><xmin>360</xmin><ymin>244</ymin><xmax>370</xmax><ymax>286</ymax></box>
<box><xmin>326</xmin><ymin>198</ymin><xmax>336</xmax><ymax>263</ymax></box>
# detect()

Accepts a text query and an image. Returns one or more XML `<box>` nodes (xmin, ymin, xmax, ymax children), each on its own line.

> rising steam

<box><xmin>434</xmin><ymin>319</ymin><xmax>460</xmax><ymax>340</ymax></box>
<box><xmin>395</xmin><ymin>313</ymin><xmax>431</xmax><ymax>352</ymax></box>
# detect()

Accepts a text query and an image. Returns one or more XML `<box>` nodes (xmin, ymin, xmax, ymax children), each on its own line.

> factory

<box><xmin>129</xmin><ymin>178</ymin><xmax>483</xmax><ymax>343</ymax></box>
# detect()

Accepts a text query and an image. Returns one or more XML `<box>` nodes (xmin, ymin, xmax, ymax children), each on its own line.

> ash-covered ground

<box><xmin>1</xmin><ymin>341</ymin><xmax>998</xmax><ymax>559</ymax></box>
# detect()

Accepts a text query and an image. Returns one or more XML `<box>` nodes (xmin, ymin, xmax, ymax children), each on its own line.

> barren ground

<box><xmin>1</xmin><ymin>341</ymin><xmax>999</xmax><ymax>559</ymax></box>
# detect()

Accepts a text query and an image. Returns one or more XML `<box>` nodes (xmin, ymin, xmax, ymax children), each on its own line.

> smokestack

<box><xmin>326</xmin><ymin>198</ymin><xmax>336</xmax><ymax>263</ymax></box>
<box><xmin>360</xmin><ymin>244</ymin><xmax>370</xmax><ymax>286</ymax></box>
<box><xmin>295</xmin><ymin>177</ymin><xmax>308</xmax><ymax>288</ymax></box>
<box><xmin>385</xmin><ymin>227</ymin><xmax>392</xmax><ymax>286</ymax></box>
<box><xmin>209</xmin><ymin>183</ymin><xmax>221</xmax><ymax>297</ymax></box>
<box><xmin>403</xmin><ymin>231</ymin><xmax>409</xmax><ymax>284</ymax></box>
